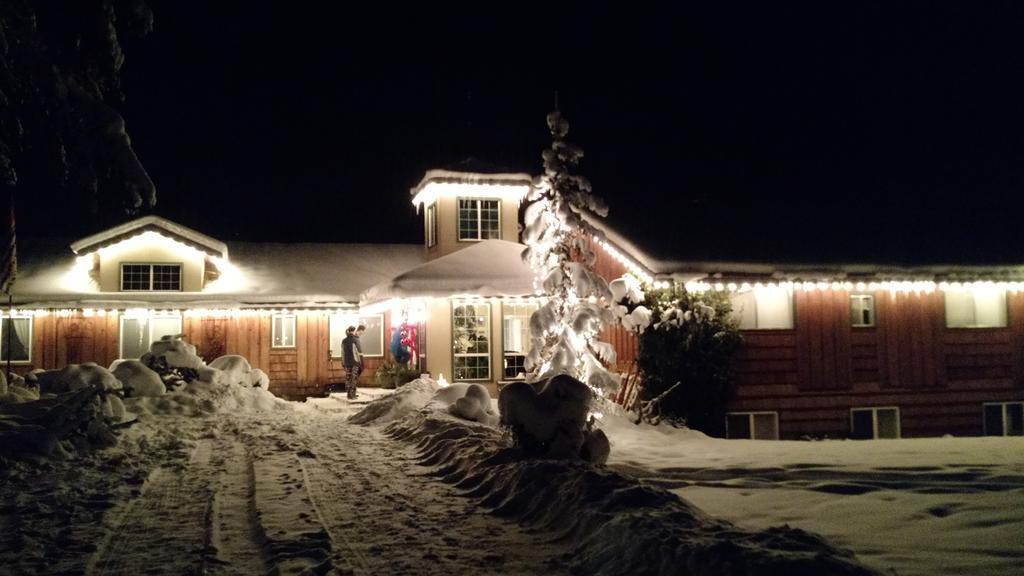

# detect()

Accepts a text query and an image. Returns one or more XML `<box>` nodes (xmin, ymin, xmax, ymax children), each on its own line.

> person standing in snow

<box><xmin>342</xmin><ymin>325</ymin><xmax>365</xmax><ymax>399</ymax></box>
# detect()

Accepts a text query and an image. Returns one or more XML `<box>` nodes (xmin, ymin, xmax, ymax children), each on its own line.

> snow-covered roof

<box><xmin>361</xmin><ymin>239</ymin><xmax>537</xmax><ymax>304</ymax></box>
<box><xmin>70</xmin><ymin>215</ymin><xmax>229</xmax><ymax>258</ymax></box>
<box><xmin>409</xmin><ymin>168</ymin><xmax>532</xmax><ymax>201</ymax></box>
<box><xmin>10</xmin><ymin>238</ymin><xmax>426</xmax><ymax>309</ymax></box>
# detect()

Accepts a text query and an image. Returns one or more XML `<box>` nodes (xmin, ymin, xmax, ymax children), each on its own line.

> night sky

<box><xmin>114</xmin><ymin>2</ymin><xmax>1024</xmax><ymax>265</ymax></box>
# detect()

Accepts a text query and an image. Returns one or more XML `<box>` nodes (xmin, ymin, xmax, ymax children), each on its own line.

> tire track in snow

<box><xmin>88</xmin><ymin>439</ymin><xmax>215</xmax><ymax>576</ymax></box>
<box><xmin>294</xmin><ymin>415</ymin><xmax>572</xmax><ymax>576</ymax></box>
<box><xmin>205</xmin><ymin>439</ymin><xmax>270</xmax><ymax>575</ymax></box>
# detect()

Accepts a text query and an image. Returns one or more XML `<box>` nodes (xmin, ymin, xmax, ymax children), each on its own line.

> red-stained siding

<box><xmin>14</xmin><ymin>311</ymin><xmax>412</xmax><ymax>401</ymax></box>
<box><xmin>730</xmin><ymin>290</ymin><xmax>1024</xmax><ymax>438</ymax></box>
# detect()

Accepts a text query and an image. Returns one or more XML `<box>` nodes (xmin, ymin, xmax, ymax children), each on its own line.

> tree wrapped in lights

<box><xmin>521</xmin><ymin>110</ymin><xmax>619</xmax><ymax>396</ymax></box>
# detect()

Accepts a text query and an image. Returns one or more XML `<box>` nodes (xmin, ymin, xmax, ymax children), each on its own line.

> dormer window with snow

<box><xmin>457</xmin><ymin>198</ymin><xmax>500</xmax><ymax>241</ymax></box>
<box><xmin>121</xmin><ymin>263</ymin><xmax>183</xmax><ymax>291</ymax></box>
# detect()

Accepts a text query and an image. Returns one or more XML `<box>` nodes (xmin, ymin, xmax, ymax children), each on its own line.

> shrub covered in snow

<box><xmin>110</xmin><ymin>360</ymin><xmax>166</xmax><ymax>397</ymax></box>
<box><xmin>499</xmin><ymin>374</ymin><xmax>609</xmax><ymax>464</ymax></box>
<box><xmin>636</xmin><ymin>287</ymin><xmax>743</xmax><ymax>435</ymax></box>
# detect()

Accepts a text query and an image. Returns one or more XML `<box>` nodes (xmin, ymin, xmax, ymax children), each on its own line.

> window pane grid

<box><xmin>457</xmin><ymin>198</ymin><xmax>500</xmax><ymax>241</ymax></box>
<box><xmin>453</xmin><ymin>303</ymin><xmax>490</xmax><ymax>380</ymax></box>
<box><xmin>121</xmin><ymin>264</ymin><xmax>182</xmax><ymax>291</ymax></box>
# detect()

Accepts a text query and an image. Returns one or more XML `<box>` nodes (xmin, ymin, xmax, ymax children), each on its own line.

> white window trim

<box><xmin>328</xmin><ymin>313</ymin><xmax>385</xmax><ymax>359</ymax></box>
<box><xmin>272</xmin><ymin>314</ymin><xmax>297</xmax><ymax>349</ymax></box>
<box><xmin>120</xmin><ymin>262</ymin><xmax>184</xmax><ymax>292</ymax></box>
<box><xmin>0</xmin><ymin>315</ymin><xmax>33</xmax><ymax>364</ymax></box>
<box><xmin>426</xmin><ymin>203</ymin><xmax>438</xmax><ymax>248</ymax></box>
<box><xmin>850</xmin><ymin>406</ymin><xmax>901</xmax><ymax>439</ymax></box>
<box><xmin>452</xmin><ymin>301</ymin><xmax>491</xmax><ymax>381</ymax></box>
<box><xmin>456</xmin><ymin>197</ymin><xmax>501</xmax><ymax>242</ymax></box>
<box><xmin>726</xmin><ymin>411</ymin><xmax>779</xmax><ymax>440</ymax></box>
<box><xmin>501</xmin><ymin>302</ymin><xmax>537</xmax><ymax>380</ymax></box>
<box><xmin>850</xmin><ymin>293</ymin><xmax>876</xmax><ymax>327</ymax></box>
<box><xmin>983</xmin><ymin>402</ymin><xmax>1024</xmax><ymax>436</ymax></box>
<box><xmin>118</xmin><ymin>314</ymin><xmax>183</xmax><ymax>359</ymax></box>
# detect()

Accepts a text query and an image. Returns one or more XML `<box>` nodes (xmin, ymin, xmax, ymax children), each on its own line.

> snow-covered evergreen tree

<box><xmin>521</xmin><ymin>110</ymin><xmax>619</xmax><ymax>396</ymax></box>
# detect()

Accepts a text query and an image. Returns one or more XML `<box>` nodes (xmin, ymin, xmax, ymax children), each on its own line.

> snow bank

<box><xmin>381</xmin><ymin>410</ymin><xmax>878</xmax><ymax>576</ymax></box>
<box><xmin>110</xmin><ymin>360</ymin><xmax>166</xmax><ymax>397</ymax></box>
<box><xmin>347</xmin><ymin>378</ymin><xmax>440</xmax><ymax>425</ymax></box>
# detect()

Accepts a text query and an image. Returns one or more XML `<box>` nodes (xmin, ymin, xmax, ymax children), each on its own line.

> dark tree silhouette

<box><xmin>1</xmin><ymin>0</ymin><xmax>155</xmax><ymax>232</ymax></box>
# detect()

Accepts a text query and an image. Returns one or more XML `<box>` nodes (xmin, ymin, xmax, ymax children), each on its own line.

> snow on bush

<box><xmin>0</xmin><ymin>371</ymin><xmax>38</xmax><ymax>404</ymax></box>
<box><xmin>33</xmin><ymin>363</ymin><xmax>125</xmax><ymax>422</ymax></box>
<box><xmin>498</xmin><ymin>374</ymin><xmax>609</xmax><ymax>464</ymax></box>
<box><xmin>204</xmin><ymin>354</ymin><xmax>269</xmax><ymax>388</ymax></box>
<box><xmin>143</xmin><ymin>336</ymin><xmax>205</xmax><ymax>369</ymax></box>
<box><xmin>110</xmin><ymin>360</ymin><xmax>166</xmax><ymax>397</ymax></box>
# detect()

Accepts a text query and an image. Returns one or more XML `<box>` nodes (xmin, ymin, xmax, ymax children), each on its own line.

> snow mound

<box><xmin>499</xmin><ymin>374</ymin><xmax>607</xmax><ymax>462</ymax></box>
<box><xmin>0</xmin><ymin>372</ymin><xmax>39</xmax><ymax>404</ymax></box>
<box><xmin>347</xmin><ymin>378</ymin><xmax>440</xmax><ymax>425</ymax></box>
<box><xmin>35</xmin><ymin>363</ymin><xmax>122</xmax><ymax>395</ymax></box>
<box><xmin>203</xmin><ymin>355</ymin><xmax>269</xmax><ymax>388</ymax></box>
<box><xmin>429</xmin><ymin>383</ymin><xmax>499</xmax><ymax>426</ymax></box>
<box><xmin>110</xmin><ymin>360</ymin><xmax>166</xmax><ymax>397</ymax></box>
<box><xmin>385</xmin><ymin>411</ymin><xmax>878</xmax><ymax>576</ymax></box>
<box><xmin>144</xmin><ymin>336</ymin><xmax>204</xmax><ymax>369</ymax></box>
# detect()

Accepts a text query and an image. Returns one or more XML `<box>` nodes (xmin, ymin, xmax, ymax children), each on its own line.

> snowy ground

<box><xmin>604</xmin><ymin>417</ymin><xmax>1024</xmax><ymax>576</ymax></box>
<box><xmin>2</xmin><ymin>381</ymin><xmax>1021</xmax><ymax>575</ymax></box>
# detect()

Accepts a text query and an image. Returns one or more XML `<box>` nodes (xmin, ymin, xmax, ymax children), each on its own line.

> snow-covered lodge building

<box><xmin>7</xmin><ymin>165</ymin><xmax>1024</xmax><ymax>440</ymax></box>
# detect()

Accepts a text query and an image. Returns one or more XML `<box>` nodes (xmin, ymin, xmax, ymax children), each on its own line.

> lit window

<box><xmin>328</xmin><ymin>314</ymin><xmax>384</xmax><ymax>358</ymax></box>
<box><xmin>850</xmin><ymin>294</ymin><xmax>875</xmax><ymax>327</ymax></box>
<box><xmin>426</xmin><ymin>203</ymin><xmax>438</xmax><ymax>247</ymax></box>
<box><xmin>272</xmin><ymin>314</ymin><xmax>296</xmax><ymax>348</ymax></box>
<box><xmin>457</xmin><ymin>198</ymin><xmax>500</xmax><ymax>241</ymax></box>
<box><xmin>730</xmin><ymin>287</ymin><xmax>794</xmax><ymax>329</ymax></box>
<box><xmin>850</xmin><ymin>407</ymin><xmax>900</xmax><ymax>439</ymax></box>
<box><xmin>983</xmin><ymin>402</ymin><xmax>1023</xmax><ymax>436</ymax></box>
<box><xmin>1</xmin><ymin>316</ymin><xmax>33</xmax><ymax>363</ymax></box>
<box><xmin>945</xmin><ymin>289</ymin><xmax>1007</xmax><ymax>328</ymax></box>
<box><xmin>502</xmin><ymin>303</ymin><xmax>537</xmax><ymax>379</ymax></box>
<box><xmin>119</xmin><ymin>315</ymin><xmax>182</xmax><ymax>359</ymax></box>
<box><xmin>453</xmin><ymin>302</ymin><xmax>490</xmax><ymax>380</ymax></box>
<box><xmin>726</xmin><ymin>412</ymin><xmax>779</xmax><ymax>440</ymax></box>
<box><xmin>121</xmin><ymin>263</ymin><xmax>182</xmax><ymax>291</ymax></box>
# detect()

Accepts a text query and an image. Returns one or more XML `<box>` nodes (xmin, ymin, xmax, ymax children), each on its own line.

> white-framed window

<box><xmin>328</xmin><ymin>314</ymin><xmax>385</xmax><ymax>358</ymax></box>
<box><xmin>983</xmin><ymin>402</ymin><xmax>1023</xmax><ymax>436</ymax></box>
<box><xmin>457</xmin><ymin>198</ymin><xmax>500</xmax><ymax>241</ymax></box>
<box><xmin>120</xmin><ymin>263</ymin><xmax>183</xmax><ymax>291</ymax></box>
<box><xmin>453</xmin><ymin>301</ymin><xmax>490</xmax><ymax>380</ymax></box>
<box><xmin>426</xmin><ymin>203</ymin><xmax>438</xmax><ymax>248</ymax></box>
<box><xmin>850</xmin><ymin>406</ymin><xmax>901</xmax><ymax>439</ymax></box>
<box><xmin>119</xmin><ymin>314</ymin><xmax>183</xmax><ymax>359</ymax></box>
<box><xmin>272</xmin><ymin>314</ymin><xmax>296</xmax><ymax>349</ymax></box>
<box><xmin>726</xmin><ymin>412</ymin><xmax>779</xmax><ymax>440</ymax></box>
<box><xmin>502</xmin><ymin>302</ymin><xmax>537</xmax><ymax>380</ymax></box>
<box><xmin>730</xmin><ymin>287</ymin><xmax>794</xmax><ymax>329</ymax></box>
<box><xmin>850</xmin><ymin>294</ymin><xmax>875</xmax><ymax>327</ymax></box>
<box><xmin>945</xmin><ymin>288</ymin><xmax>1007</xmax><ymax>328</ymax></box>
<box><xmin>1</xmin><ymin>315</ymin><xmax>33</xmax><ymax>363</ymax></box>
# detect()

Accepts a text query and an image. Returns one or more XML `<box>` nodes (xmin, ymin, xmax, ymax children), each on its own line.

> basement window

<box><xmin>119</xmin><ymin>315</ymin><xmax>182</xmax><ymax>359</ymax></box>
<box><xmin>726</xmin><ymin>412</ymin><xmax>779</xmax><ymax>440</ymax></box>
<box><xmin>0</xmin><ymin>316</ymin><xmax>33</xmax><ymax>363</ymax></box>
<box><xmin>272</xmin><ymin>314</ymin><xmax>296</xmax><ymax>349</ymax></box>
<box><xmin>730</xmin><ymin>287</ymin><xmax>794</xmax><ymax>329</ymax></box>
<box><xmin>983</xmin><ymin>402</ymin><xmax>1024</xmax><ymax>436</ymax></box>
<box><xmin>850</xmin><ymin>406</ymin><xmax>901</xmax><ymax>439</ymax></box>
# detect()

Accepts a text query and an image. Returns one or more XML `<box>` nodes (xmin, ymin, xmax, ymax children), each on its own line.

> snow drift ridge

<box><xmin>383</xmin><ymin>410</ymin><xmax>878</xmax><ymax>576</ymax></box>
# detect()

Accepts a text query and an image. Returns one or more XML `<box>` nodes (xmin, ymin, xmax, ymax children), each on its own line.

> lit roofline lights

<box><xmin>410</xmin><ymin>181</ymin><xmax>531</xmax><ymax>208</ymax></box>
<box><xmin>682</xmin><ymin>280</ymin><xmax>1024</xmax><ymax>294</ymax></box>
<box><xmin>591</xmin><ymin>235</ymin><xmax>654</xmax><ymax>286</ymax></box>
